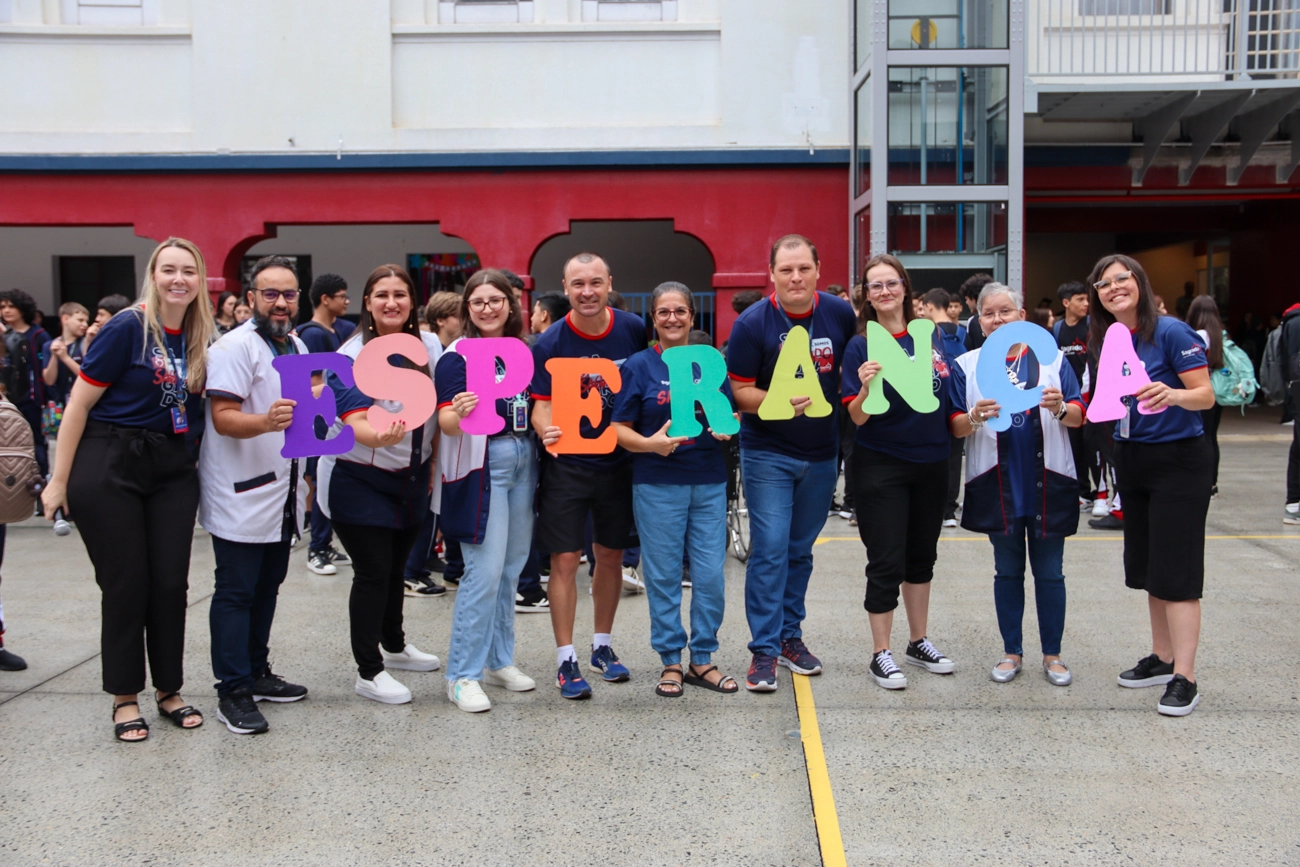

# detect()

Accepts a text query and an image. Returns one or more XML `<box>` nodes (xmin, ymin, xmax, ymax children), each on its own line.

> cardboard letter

<box><xmin>1085</xmin><ymin>322</ymin><xmax>1162</xmax><ymax>422</ymax></box>
<box><xmin>757</xmin><ymin>325</ymin><xmax>834</xmax><ymax>420</ymax></box>
<box><xmin>456</xmin><ymin>338</ymin><xmax>535</xmax><ymax>436</ymax></box>
<box><xmin>272</xmin><ymin>352</ymin><xmax>356</xmax><ymax>459</ymax></box>
<box><xmin>974</xmin><ymin>321</ymin><xmax>1061</xmax><ymax>433</ymax></box>
<box><xmin>352</xmin><ymin>333</ymin><xmax>438</xmax><ymax>430</ymax></box>
<box><xmin>862</xmin><ymin>319</ymin><xmax>939</xmax><ymax>416</ymax></box>
<box><xmin>546</xmin><ymin>357</ymin><xmax>621</xmax><ymax>454</ymax></box>
<box><xmin>662</xmin><ymin>345</ymin><xmax>739</xmax><ymax>437</ymax></box>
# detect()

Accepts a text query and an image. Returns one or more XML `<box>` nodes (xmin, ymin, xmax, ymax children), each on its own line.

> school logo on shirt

<box><xmin>580</xmin><ymin>354</ymin><xmax>627</xmax><ymax>409</ymax></box>
<box><xmin>931</xmin><ymin>348</ymin><xmax>950</xmax><ymax>394</ymax></box>
<box><xmin>810</xmin><ymin>337</ymin><xmax>834</xmax><ymax>374</ymax></box>
<box><xmin>151</xmin><ymin>346</ymin><xmax>188</xmax><ymax>408</ymax></box>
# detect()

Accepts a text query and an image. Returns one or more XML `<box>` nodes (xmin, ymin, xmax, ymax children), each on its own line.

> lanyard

<box><xmin>772</xmin><ymin>297</ymin><xmax>816</xmax><ymax>346</ymax></box>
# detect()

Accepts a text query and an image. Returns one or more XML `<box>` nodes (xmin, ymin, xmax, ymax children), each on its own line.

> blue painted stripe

<box><xmin>0</xmin><ymin>148</ymin><xmax>852</xmax><ymax>172</ymax></box>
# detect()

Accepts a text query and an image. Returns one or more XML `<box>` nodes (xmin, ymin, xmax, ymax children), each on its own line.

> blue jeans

<box><xmin>989</xmin><ymin>518</ymin><xmax>1067</xmax><ymax>656</ymax></box>
<box><xmin>209</xmin><ymin>536</ymin><xmax>292</xmax><ymax>695</ymax></box>
<box><xmin>305</xmin><ymin>457</ymin><xmax>333</xmax><ymax>553</ymax></box>
<box><xmin>446</xmin><ymin>437</ymin><xmax>537</xmax><ymax>681</ymax></box>
<box><xmin>633</xmin><ymin>482</ymin><xmax>727</xmax><ymax>667</ymax></box>
<box><xmin>741</xmin><ymin>449</ymin><xmax>837</xmax><ymax>657</ymax></box>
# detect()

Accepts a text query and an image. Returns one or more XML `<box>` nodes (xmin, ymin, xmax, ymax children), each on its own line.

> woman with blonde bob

<box><xmin>42</xmin><ymin>238</ymin><xmax>215</xmax><ymax>742</ymax></box>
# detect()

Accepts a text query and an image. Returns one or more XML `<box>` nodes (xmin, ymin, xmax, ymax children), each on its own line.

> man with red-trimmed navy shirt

<box><xmin>726</xmin><ymin>235</ymin><xmax>856</xmax><ymax>692</ymax></box>
<box><xmin>530</xmin><ymin>252</ymin><xmax>647</xmax><ymax>699</ymax></box>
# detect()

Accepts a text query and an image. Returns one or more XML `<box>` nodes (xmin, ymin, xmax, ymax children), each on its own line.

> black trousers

<box><xmin>68</xmin><ymin>422</ymin><xmax>199</xmax><ymax>696</ymax></box>
<box><xmin>333</xmin><ymin>521</ymin><xmax>422</xmax><ymax>680</ymax></box>
<box><xmin>0</xmin><ymin>524</ymin><xmax>7</xmax><ymax>639</ymax></box>
<box><xmin>1068</xmin><ymin>424</ymin><xmax>1101</xmax><ymax>498</ymax></box>
<box><xmin>945</xmin><ymin>434</ymin><xmax>963</xmax><ymax>520</ymax></box>
<box><xmin>852</xmin><ymin>448</ymin><xmax>948</xmax><ymax>614</ymax></box>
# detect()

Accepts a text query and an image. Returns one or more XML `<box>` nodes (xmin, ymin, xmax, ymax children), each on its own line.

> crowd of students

<box><xmin>0</xmin><ymin>232</ymin><xmax>1225</xmax><ymax>741</ymax></box>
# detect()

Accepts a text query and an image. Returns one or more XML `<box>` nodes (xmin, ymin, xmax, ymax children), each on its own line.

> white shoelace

<box><xmin>875</xmin><ymin>650</ymin><xmax>902</xmax><ymax>676</ymax></box>
<box><xmin>913</xmin><ymin>638</ymin><xmax>944</xmax><ymax>662</ymax></box>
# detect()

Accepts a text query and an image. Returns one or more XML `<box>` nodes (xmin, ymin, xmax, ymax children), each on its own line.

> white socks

<box><xmin>593</xmin><ymin>633</ymin><xmax>612</xmax><ymax>650</ymax></box>
<box><xmin>557</xmin><ymin>645</ymin><xmax>577</xmax><ymax>667</ymax></box>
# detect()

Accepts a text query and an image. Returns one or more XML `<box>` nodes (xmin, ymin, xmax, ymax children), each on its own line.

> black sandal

<box><xmin>155</xmin><ymin>692</ymin><xmax>204</xmax><ymax>729</ymax></box>
<box><xmin>654</xmin><ymin>666</ymin><xmax>684</xmax><ymax>698</ymax></box>
<box><xmin>684</xmin><ymin>665</ymin><xmax>738</xmax><ymax>694</ymax></box>
<box><xmin>112</xmin><ymin>700</ymin><xmax>149</xmax><ymax>742</ymax></box>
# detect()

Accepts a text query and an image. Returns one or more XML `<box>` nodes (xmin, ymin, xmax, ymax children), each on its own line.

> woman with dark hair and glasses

<box><xmin>1088</xmin><ymin>255</ymin><xmax>1215</xmax><ymax>716</ymax></box>
<box><xmin>436</xmin><ymin>269</ymin><xmax>537</xmax><ymax>712</ymax></box>
<box><xmin>317</xmin><ymin>264</ymin><xmax>444</xmax><ymax>705</ymax></box>
<box><xmin>1185</xmin><ymin>295</ymin><xmax>1227</xmax><ymax>497</ymax></box>
<box><xmin>612</xmin><ymin>282</ymin><xmax>738</xmax><ymax>697</ymax></box>
<box><xmin>842</xmin><ymin>253</ymin><xmax>957</xmax><ymax>691</ymax></box>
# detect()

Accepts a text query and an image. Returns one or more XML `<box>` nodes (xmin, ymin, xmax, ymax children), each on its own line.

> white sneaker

<box><xmin>1078</xmin><ymin>498</ymin><xmax>1093</xmax><ymax>512</ymax></box>
<box><xmin>622</xmin><ymin>566</ymin><xmax>645</xmax><ymax>594</ymax></box>
<box><xmin>484</xmin><ymin>665</ymin><xmax>536</xmax><ymax>692</ymax></box>
<box><xmin>942</xmin><ymin>517</ymin><xmax>958</xmax><ymax>528</ymax></box>
<box><xmin>447</xmin><ymin>678</ymin><xmax>491</xmax><ymax>712</ymax></box>
<box><xmin>355</xmin><ymin>671</ymin><xmax>411</xmax><ymax>704</ymax></box>
<box><xmin>1092</xmin><ymin>497</ymin><xmax>1111</xmax><ymax>518</ymax></box>
<box><xmin>380</xmin><ymin>644</ymin><xmax>441</xmax><ymax>672</ymax></box>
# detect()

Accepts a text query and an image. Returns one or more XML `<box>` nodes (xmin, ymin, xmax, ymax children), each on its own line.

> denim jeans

<box><xmin>989</xmin><ymin>518</ymin><xmax>1067</xmax><ymax>657</ymax></box>
<box><xmin>446</xmin><ymin>436</ymin><xmax>537</xmax><ymax>681</ymax></box>
<box><xmin>633</xmin><ymin>482</ymin><xmax>727</xmax><ymax>667</ymax></box>
<box><xmin>305</xmin><ymin>457</ymin><xmax>334</xmax><ymax>553</ymax></box>
<box><xmin>741</xmin><ymin>449</ymin><xmax>837</xmax><ymax>657</ymax></box>
<box><xmin>209</xmin><ymin>535</ymin><xmax>292</xmax><ymax>695</ymax></box>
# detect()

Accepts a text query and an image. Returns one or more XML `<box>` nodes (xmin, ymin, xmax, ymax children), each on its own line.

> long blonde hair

<box><xmin>137</xmin><ymin>238</ymin><xmax>215</xmax><ymax>393</ymax></box>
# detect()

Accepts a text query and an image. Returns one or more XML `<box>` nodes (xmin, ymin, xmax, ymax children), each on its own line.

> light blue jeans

<box><xmin>633</xmin><ymin>482</ymin><xmax>727</xmax><ymax>667</ymax></box>
<box><xmin>446</xmin><ymin>436</ymin><xmax>537</xmax><ymax>682</ymax></box>
<box><xmin>741</xmin><ymin>449</ymin><xmax>837</xmax><ymax>658</ymax></box>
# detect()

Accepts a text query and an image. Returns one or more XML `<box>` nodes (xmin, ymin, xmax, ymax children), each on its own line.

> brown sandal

<box><xmin>654</xmin><ymin>666</ymin><xmax>684</xmax><ymax>698</ymax></box>
<box><xmin>684</xmin><ymin>664</ymin><xmax>738</xmax><ymax>694</ymax></box>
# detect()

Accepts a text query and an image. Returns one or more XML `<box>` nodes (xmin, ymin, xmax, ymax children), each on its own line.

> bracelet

<box><xmin>968</xmin><ymin>409</ymin><xmax>985</xmax><ymax>428</ymax></box>
<box><xmin>1053</xmin><ymin>403</ymin><xmax>1069</xmax><ymax>421</ymax></box>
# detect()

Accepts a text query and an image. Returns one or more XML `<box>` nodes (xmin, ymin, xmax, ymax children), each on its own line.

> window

<box><xmin>58</xmin><ymin>257</ymin><xmax>136</xmax><ymax>310</ymax></box>
<box><xmin>439</xmin><ymin>1</ymin><xmax>535</xmax><ymax>25</ymax></box>
<box><xmin>60</xmin><ymin>0</ymin><xmax>158</xmax><ymax>26</ymax></box>
<box><xmin>1077</xmin><ymin>0</ymin><xmax>1171</xmax><ymax>15</ymax></box>
<box><xmin>581</xmin><ymin>1</ymin><xmax>678</xmax><ymax>23</ymax></box>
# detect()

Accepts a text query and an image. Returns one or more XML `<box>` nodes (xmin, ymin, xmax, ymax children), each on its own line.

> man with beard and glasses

<box><xmin>198</xmin><ymin>255</ymin><xmax>310</xmax><ymax>735</ymax></box>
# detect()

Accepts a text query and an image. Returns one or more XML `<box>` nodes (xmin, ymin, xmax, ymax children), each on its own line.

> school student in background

<box><xmin>40</xmin><ymin>301</ymin><xmax>90</xmax><ymax>469</ymax></box>
<box><xmin>0</xmin><ymin>289</ymin><xmax>53</xmax><ymax>479</ymax></box>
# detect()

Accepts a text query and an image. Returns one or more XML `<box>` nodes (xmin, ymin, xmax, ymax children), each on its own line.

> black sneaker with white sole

<box><xmin>325</xmin><ymin>544</ymin><xmax>352</xmax><ymax>567</ymax></box>
<box><xmin>217</xmin><ymin>690</ymin><xmax>269</xmax><ymax>734</ymax></box>
<box><xmin>1117</xmin><ymin>653</ymin><xmax>1174</xmax><ymax>688</ymax></box>
<box><xmin>405</xmin><ymin>577</ymin><xmax>447</xmax><ymax>598</ymax></box>
<box><xmin>870</xmin><ymin>649</ymin><xmax>908</xmax><ymax>689</ymax></box>
<box><xmin>1157</xmin><ymin>674</ymin><xmax>1200</xmax><ymax>716</ymax></box>
<box><xmin>251</xmin><ymin>667</ymin><xmax>308</xmax><ymax>702</ymax></box>
<box><xmin>904</xmin><ymin>637</ymin><xmax>955</xmax><ymax>674</ymax></box>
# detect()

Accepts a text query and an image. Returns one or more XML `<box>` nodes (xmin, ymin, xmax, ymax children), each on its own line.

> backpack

<box><xmin>1212</xmin><ymin>333</ymin><xmax>1259</xmax><ymax>408</ymax></box>
<box><xmin>1260</xmin><ymin>327</ymin><xmax>1286</xmax><ymax>405</ymax></box>
<box><xmin>2</xmin><ymin>329</ymin><xmax>29</xmax><ymax>403</ymax></box>
<box><xmin>938</xmin><ymin>323</ymin><xmax>966</xmax><ymax>360</ymax></box>
<box><xmin>0</xmin><ymin>397</ymin><xmax>41</xmax><ymax>523</ymax></box>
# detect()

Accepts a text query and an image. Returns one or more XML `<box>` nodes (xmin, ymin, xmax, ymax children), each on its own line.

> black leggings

<box><xmin>852</xmin><ymin>448</ymin><xmax>948</xmax><ymax>614</ymax></box>
<box><xmin>333</xmin><ymin>521</ymin><xmax>422</xmax><ymax>680</ymax></box>
<box><xmin>1200</xmin><ymin>403</ymin><xmax>1222</xmax><ymax>487</ymax></box>
<box><xmin>68</xmin><ymin>422</ymin><xmax>199</xmax><ymax>696</ymax></box>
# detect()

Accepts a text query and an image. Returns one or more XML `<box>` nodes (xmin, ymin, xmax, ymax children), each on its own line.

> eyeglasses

<box><xmin>468</xmin><ymin>296</ymin><xmax>508</xmax><ymax>313</ymax></box>
<box><xmin>259</xmin><ymin>289</ymin><xmax>299</xmax><ymax>303</ymax></box>
<box><xmin>653</xmin><ymin>307</ymin><xmax>692</xmax><ymax>320</ymax></box>
<box><xmin>866</xmin><ymin>279</ymin><xmax>904</xmax><ymax>294</ymax></box>
<box><xmin>1093</xmin><ymin>271</ymin><xmax>1134</xmax><ymax>292</ymax></box>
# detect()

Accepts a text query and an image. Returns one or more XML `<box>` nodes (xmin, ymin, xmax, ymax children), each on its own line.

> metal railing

<box><xmin>1027</xmin><ymin>0</ymin><xmax>1300</xmax><ymax>80</ymax></box>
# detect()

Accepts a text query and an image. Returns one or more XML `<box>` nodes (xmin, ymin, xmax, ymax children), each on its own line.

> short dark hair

<box><xmin>731</xmin><ymin>290</ymin><xmax>764</xmax><ymax>315</ymax></box>
<box><xmin>532</xmin><ymin>292</ymin><xmax>570</xmax><ymax>323</ymax></box>
<box><xmin>921</xmin><ymin>288</ymin><xmax>951</xmax><ymax>309</ymax></box>
<box><xmin>498</xmin><ymin>268</ymin><xmax>526</xmax><ymax>292</ymax></box>
<box><xmin>310</xmin><ymin>273</ymin><xmax>348</xmax><ymax>308</ymax></box>
<box><xmin>769</xmin><ymin>234</ymin><xmax>819</xmax><ymax>268</ymax></box>
<box><xmin>607</xmin><ymin>289</ymin><xmax>626</xmax><ymax>311</ymax></box>
<box><xmin>687</xmin><ymin>329</ymin><xmax>712</xmax><ymax>345</ymax></box>
<box><xmin>96</xmin><ymin>294</ymin><xmax>131</xmax><ymax>317</ymax></box>
<box><xmin>0</xmin><ymin>289</ymin><xmax>37</xmax><ymax>326</ymax></box>
<box><xmin>247</xmin><ymin>255</ymin><xmax>299</xmax><ymax>297</ymax></box>
<box><xmin>959</xmin><ymin>272</ymin><xmax>995</xmax><ymax>302</ymax></box>
<box><xmin>1057</xmin><ymin>281</ymin><xmax>1088</xmax><ymax>302</ymax></box>
<box><xmin>826</xmin><ymin>284</ymin><xmax>847</xmax><ymax>298</ymax></box>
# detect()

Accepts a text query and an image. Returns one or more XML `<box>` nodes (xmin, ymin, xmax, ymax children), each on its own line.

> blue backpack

<box><xmin>1212</xmin><ymin>332</ymin><xmax>1258</xmax><ymax>409</ymax></box>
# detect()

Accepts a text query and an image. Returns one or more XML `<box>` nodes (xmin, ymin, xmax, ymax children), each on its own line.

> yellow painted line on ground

<box><xmin>815</xmin><ymin>533</ymin><xmax>1300</xmax><ymax>545</ymax></box>
<box><xmin>792</xmin><ymin>673</ymin><xmax>847</xmax><ymax>867</ymax></box>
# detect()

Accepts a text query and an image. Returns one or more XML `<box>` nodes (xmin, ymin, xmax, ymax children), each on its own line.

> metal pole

<box><xmin>920</xmin><ymin>72</ymin><xmax>928</xmax><ymax>252</ymax></box>
<box><xmin>1236</xmin><ymin>0</ymin><xmax>1252</xmax><ymax>80</ymax></box>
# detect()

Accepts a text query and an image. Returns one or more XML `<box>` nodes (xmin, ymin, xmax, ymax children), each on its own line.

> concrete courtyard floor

<box><xmin>1</xmin><ymin>407</ymin><xmax>1298</xmax><ymax>866</ymax></box>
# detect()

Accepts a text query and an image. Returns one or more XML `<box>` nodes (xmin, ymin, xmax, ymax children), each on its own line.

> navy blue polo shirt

<box><xmin>840</xmin><ymin>327</ymin><xmax>953</xmax><ymax>464</ymax></box>
<box><xmin>1116</xmin><ymin>316</ymin><xmax>1208</xmax><ymax>443</ymax></box>
<box><xmin>726</xmin><ymin>292</ymin><xmax>857</xmax><ymax>462</ymax></box>
<box><xmin>530</xmin><ymin>308</ymin><xmax>647</xmax><ymax>469</ymax></box>
<box><xmin>611</xmin><ymin>345</ymin><xmax>732</xmax><ymax>486</ymax></box>
<box><xmin>435</xmin><ymin>343</ymin><xmax>534</xmax><ymax>438</ymax></box>
<box><xmin>79</xmin><ymin>310</ymin><xmax>200</xmax><ymax>434</ymax></box>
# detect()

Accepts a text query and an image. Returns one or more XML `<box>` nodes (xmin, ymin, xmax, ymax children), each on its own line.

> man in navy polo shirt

<box><xmin>727</xmin><ymin>235</ymin><xmax>857</xmax><ymax>692</ymax></box>
<box><xmin>531</xmin><ymin>252</ymin><xmax>648</xmax><ymax>699</ymax></box>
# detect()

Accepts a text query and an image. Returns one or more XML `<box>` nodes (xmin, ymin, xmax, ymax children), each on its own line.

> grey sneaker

<box><xmin>1284</xmin><ymin>505</ymin><xmax>1300</xmax><ymax>526</ymax></box>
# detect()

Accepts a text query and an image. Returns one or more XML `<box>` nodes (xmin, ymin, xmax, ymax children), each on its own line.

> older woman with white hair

<box><xmin>949</xmin><ymin>282</ymin><xmax>1086</xmax><ymax>686</ymax></box>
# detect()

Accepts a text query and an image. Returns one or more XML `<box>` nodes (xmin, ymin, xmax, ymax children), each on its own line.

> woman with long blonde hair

<box><xmin>42</xmin><ymin>237</ymin><xmax>214</xmax><ymax>742</ymax></box>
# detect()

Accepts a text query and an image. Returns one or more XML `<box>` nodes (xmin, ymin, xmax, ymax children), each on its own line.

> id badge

<box><xmin>512</xmin><ymin>396</ymin><xmax>528</xmax><ymax>432</ymax></box>
<box><xmin>1118</xmin><ymin>399</ymin><xmax>1131</xmax><ymax>439</ymax></box>
<box><xmin>170</xmin><ymin>404</ymin><xmax>189</xmax><ymax>434</ymax></box>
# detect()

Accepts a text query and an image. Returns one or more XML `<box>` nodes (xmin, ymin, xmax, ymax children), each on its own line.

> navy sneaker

<box><xmin>589</xmin><ymin>645</ymin><xmax>631</xmax><ymax>682</ymax></box>
<box><xmin>778</xmin><ymin>638</ymin><xmax>823</xmax><ymax>675</ymax></box>
<box><xmin>746</xmin><ymin>653</ymin><xmax>778</xmax><ymax>692</ymax></box>
<box><xmin>556</xmin><ymin>659</ymin><xmax>592</xmax><ymax>700</ymax></box>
